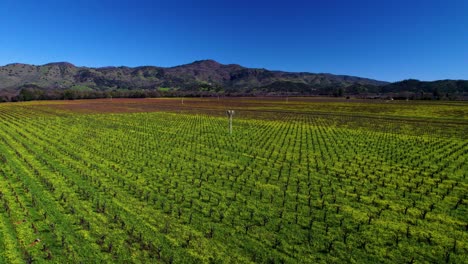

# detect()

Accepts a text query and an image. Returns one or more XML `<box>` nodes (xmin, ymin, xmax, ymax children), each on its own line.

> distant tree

<box><xmin>63</xmin><ymin>89</ymin><xmax>78</xmax><ymax>100</ymax></box>
<box><xmin>333</xmin><ymin>87</ymin><xmax>344</xmax><ymax>97</ymax></box>
<box><xmin>17</xmin><ymin>85</ymin><xmax>45</xmax><ymax>101</ymax></box>
<box><xmin>433</xmin><ymin>88</ymin><xmax>441</xmax><ymax>100</ymax></box>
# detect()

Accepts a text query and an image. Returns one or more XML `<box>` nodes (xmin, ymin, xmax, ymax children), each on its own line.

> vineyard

<box><xmin>0</xmin><ymin>98</ymin><xmax>467</xmax><ymax>263</ymax></box>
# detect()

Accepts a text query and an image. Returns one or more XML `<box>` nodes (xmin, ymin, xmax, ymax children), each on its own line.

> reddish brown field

<box><xmin>39</xmin><ymin>97</ymin><xmax>393</xmax><ymax>114</ymax></box>
<box><xmin>27</xmin><ymin>97</ymin><xmax>465</xmax><ymax>139</ymax></box>
<box><xmin>34</xmin><ymin>97</ymin><xmax>467</xmax><ymax>126</ymax></box>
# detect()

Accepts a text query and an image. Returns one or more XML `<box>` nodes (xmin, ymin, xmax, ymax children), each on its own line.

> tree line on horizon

<box><xmin>0</xmin><ymin>79</ymin><xmax>467</xmax><ymax>102</ymax></box>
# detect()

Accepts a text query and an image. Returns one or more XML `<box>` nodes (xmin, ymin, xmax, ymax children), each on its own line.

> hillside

<box><xmin>0</xmin><ymin>60</ymin><xmax>384</xmax><ymax>98</ymax></box>
<box><xmin>0</xmin><ymin>60</ymin><xmax>466</xmax><ymax>101</ymax></box>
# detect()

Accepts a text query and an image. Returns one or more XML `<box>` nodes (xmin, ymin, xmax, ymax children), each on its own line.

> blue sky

<box><xmin>0</xmin><ymin>0</ymin><xmax>466</xmax><ymax>82</ymax></box>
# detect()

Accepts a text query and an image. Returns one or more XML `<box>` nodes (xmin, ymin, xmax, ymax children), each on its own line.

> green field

<box><xmin>0</xmin><ymin>98</ymin><xmax>467</xmax><ymax>263</ymax></box>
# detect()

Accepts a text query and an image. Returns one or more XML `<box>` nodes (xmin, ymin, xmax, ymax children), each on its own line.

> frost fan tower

<box><xmin>226</xmin><ymin>110</ymin><xmax>234</xmax><ymax>134</ymax></box>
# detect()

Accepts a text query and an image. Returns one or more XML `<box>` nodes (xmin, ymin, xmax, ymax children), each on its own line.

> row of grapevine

<box><xmin>0</xmin><ymin>100</ymin><xmax>466</xmax><ymax>263</ymax></box>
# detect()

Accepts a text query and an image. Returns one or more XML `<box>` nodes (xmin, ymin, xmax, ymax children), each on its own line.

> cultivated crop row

<box><xmin>0</xmin><ymin>102</ymin><xmax>466</xmax><ymax>263</ymax></box>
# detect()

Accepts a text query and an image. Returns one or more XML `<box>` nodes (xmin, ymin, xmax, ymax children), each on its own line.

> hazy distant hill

<box><xmin>0</xmin><ymin>60</ymin><xmax>466</xmax><ymax>101</ymax></box>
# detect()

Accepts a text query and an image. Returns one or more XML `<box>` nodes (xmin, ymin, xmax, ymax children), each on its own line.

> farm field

<box><xmin>0</xmin><ymin>97</ymin><xmax>467</xmax><ymax>263</ymax></box>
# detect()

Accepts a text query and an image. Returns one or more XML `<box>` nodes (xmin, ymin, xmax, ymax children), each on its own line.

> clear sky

<box><xmin>0</xmin><ymin>0</ymin><xmax>466</xmax><ymax>82</ymax></box>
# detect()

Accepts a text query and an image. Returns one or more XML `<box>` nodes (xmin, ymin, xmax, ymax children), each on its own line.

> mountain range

<box><xmin>0</xmin><ymin>60</ymin><xmax>466</xmax><ymax>101</ymax></box>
